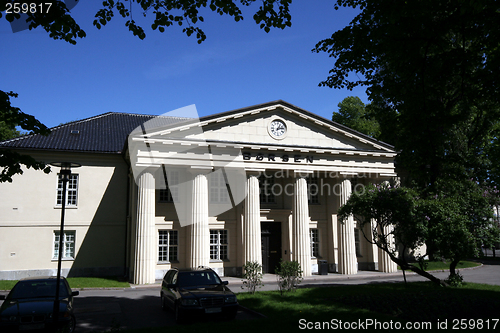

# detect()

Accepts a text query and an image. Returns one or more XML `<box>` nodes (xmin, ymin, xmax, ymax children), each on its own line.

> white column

<box><xmin>338</xmin><ymin>179</ymin><xmax>358</xmax><ymax>274</ymax></box>
<box><xmin>292</xmin><ymin>174</ymin><xmax>311</xmax><ymax>277</ymax></box>
<box><xmin>243</xmin><ymin>173</ymin><xmax>262</xmax><ymax>266</ymax></box>
<box><xmin>378</xmin><ymin>181</ymin><xmax>397</xmax><ymax>273</ymax></box>
<box><xmin>133</xmin><ymin>170</ymin><xmax>156</xmax><ymax>284</ymax></box>
<box><xmin>188</xmin><ymin>171</ymin><xmax>210</xmax><ymax>269</ymax></box>
<box><xmin>378</xmin><ymin>224</ymin><xmax>398</xmax><ymax>272</ymax></box>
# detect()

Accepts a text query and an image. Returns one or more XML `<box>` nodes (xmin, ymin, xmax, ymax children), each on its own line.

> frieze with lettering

<box><xmin>242</xmin><ymin>152</ymin><xmax>313</xmax><ymax>163</ymax></box>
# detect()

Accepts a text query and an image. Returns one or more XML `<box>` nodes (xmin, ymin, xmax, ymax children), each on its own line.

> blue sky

<box><xmin>1</xmin><ymin>1</ymin><xmax>367</xmax><ymax>128</ymax></box>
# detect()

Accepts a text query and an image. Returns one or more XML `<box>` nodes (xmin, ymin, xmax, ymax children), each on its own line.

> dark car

<box><xmin>160</xmin><ymin>267</ymin><xmax>238</xmax><ymax>323</ymax></box>
<box><xmin>0</xmin><ymin>276</ymin><xmax>79</xmax><ymax>333</ymax></box>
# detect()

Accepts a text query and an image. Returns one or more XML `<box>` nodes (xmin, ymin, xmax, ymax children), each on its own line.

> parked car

<box><xmin>0</xmin><ymin>276</ymin><xmax>79</xmax><ymax>333</ymax></box>
<box><xmin>160</xmin><ymin>267</ymin><xmax>238</xmax><ymax>323</ymax></box>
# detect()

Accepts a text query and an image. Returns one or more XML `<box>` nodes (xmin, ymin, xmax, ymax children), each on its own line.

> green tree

<box><xmin>339</xmin><ymin>182</ymin><xmax>499</xmax><ymax>286</ymax></box>
<box><xmin>314</xmin><ymin>0</ymin><xmax>500</xmax><ymax>271</ymax></box>
<box><xmin>0</xmin><ymin>0</ymin><xmax>292</xmax><ymax>182</ymax></box>
<box><xmin>338</xmin><ymin>183</ymin><xmax>443</xmax><ymax>285</ymax></box>
<box><xmin>0</xmin><ymin>91</ymin><xmax>50</xmax><ymax>182</ymax></box>
<box><xmin>313</xmin><ymin>0</ymin><xmax>500</xmax><ymax>188</ymax></box>
<box><xmin>0</xmin><ymin>121</ymin><xmax>20</xmax><ymax>142</ymax></box>
<box><xmin>332</xmin><ymin>96</ymin><xmax>381</xmax><ymax>139</ymax></box>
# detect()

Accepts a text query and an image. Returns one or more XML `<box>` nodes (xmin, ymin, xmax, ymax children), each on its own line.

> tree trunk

<box><xmin>388</xmin><ymin>251</ymin><xmax>448</xmax><ymax>287</ymax></box>
<box><xmin>449</xmin><ymin>259</ymin><xmax>460</xmax><ymax>277</ymax></box>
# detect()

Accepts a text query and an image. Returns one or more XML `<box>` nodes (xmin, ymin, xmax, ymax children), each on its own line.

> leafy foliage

<box><xmin>0</xmin><ymin>91</ymin><xmax>51</xmax><ymax>183</ymax></box>
<box><xmin>275</xmin><ymin>259</ymin><xmax>302</xmax><ymax>295</ymax></box>
<box><xmin>339</xmin><ymin>182</ymin><xmax>500</xmax><ymax>286</ymax></box>
<box><xmin>332</xmin><ymin>96</ymin><xmax>381</xmax><ymax>139</ymax></box>
<box><xmin>241</xmin><ymin>261</ymin><xmax>264</xmax><ymax>294</ymax></box>
<box><xmin>93</xmin><ymin>0</ymin><xmax>292</xmax><ymax>43</ymax></box>
<box><xmin>314</xmin><ymin>0</ymin><xmax>500</xmax><ymax>189</ymax></box>
<box><xmin>317</xmin><ymin>1</ymin><xmax>500</xmax><ymax>284</ymax></box>
<box><xmin>0</xmin><ymin>0</ymin><xmax>86</xmax><ymax>44</ymax></box>
<box><xmin>0</xmin><ymin>121</ymin><xmax>21</xmax><ymax>142</ymax></box>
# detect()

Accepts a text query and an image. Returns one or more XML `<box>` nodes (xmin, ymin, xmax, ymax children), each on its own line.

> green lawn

<box><xmin>0</xmin><ymin>277</ymin><xmax>130</xmax><ymax>290</ymax></box>
<box><xmin>0</xmin><ymin>280</ymin><xmax>17</xmax><ymax>291</ymax></box>
<box><xmin>66</xmin><ymin>277</ymin><xmax>130</xmax><ymax>289</ymax></box>
<box><xmin>398</xmin><ymin>260</ymin><xmax>480</xmax><ymax>271</ymax></box>
<box><xmin>121</xmin><ymin>282</ymin><xmax>500</xmax><ymax>333</ymax></box>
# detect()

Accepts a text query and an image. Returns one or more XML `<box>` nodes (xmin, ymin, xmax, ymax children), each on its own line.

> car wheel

<box><xmin>60</xmin><ymin>314</ymin><xmax>76</xmax><ymax>333</ymax></box>
<box><xmin>174</xmin><ymin>304</ymin><xmax>183</xmax><ymax>324</ymax></box>
<box><xmin>161</xmin><ymin>294</ymin><xmax>167</xmax><ymax>311</ymax></box>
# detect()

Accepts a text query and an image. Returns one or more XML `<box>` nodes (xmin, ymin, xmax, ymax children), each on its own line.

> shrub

<box><xmin>241</xmin><ymin>261</ymin><xmax>264</xmax><ymax>294</ymax></box>
<box><xmin>445</xmin><ymin>271</ymin><xmax>464</xmax><ymax>287</ymax></box>
<box><xmin>276</xmin><ymin>260</ymin><xmax>303</xmax><ymax>295</ymax></box>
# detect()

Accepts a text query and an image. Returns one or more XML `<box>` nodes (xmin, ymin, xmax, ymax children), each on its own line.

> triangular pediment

<box><xmin>139</xmin><ymin>101</ymin><xmax>394</xmax><ymax>154</ymax></box>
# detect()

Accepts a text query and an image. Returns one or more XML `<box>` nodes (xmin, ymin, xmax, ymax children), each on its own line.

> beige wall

<box><xmin>0</xmin><ymin>151</ymin><xmax>129</xmax><ymax>279</ymax></box>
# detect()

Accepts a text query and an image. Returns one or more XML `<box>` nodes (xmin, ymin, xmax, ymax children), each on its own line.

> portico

<box><xmin>127</xmin><ymin>101</ymin><xmax>398</xmax><ymax>284</ymax></box>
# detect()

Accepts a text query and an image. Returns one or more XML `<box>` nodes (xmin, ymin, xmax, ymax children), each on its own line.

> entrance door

<box><xmin>261</xmin><ymin>222</ymin><xmax>282</xmax><ymax>274</ymax></box>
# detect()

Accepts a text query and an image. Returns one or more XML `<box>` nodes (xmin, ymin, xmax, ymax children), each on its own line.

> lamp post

<box><xmin>50</xmin><ymin>162</ymin><xmax>81</xmax><ymax>326</ymax></box>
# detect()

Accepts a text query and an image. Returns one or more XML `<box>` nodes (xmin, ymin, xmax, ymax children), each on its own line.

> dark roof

<box><xmin>0</xmin><ymin>101</ymin><xmax>395</xmax><ymax>154</ymax></box>
<box><xmin>0</xmin><ymin>112</ymin><xmax>189</xmax><ymax>154</ymax></box>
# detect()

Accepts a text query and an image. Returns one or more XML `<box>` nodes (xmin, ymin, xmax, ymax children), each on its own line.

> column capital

<box><xmin>188</xmin><ymin>166</ymin><xmax>213</xmax><ymax>175</ymax></box>
<box><xmin>293</xmin><ymin>170</ymin><xmax>313</xmax><ymax>178</ymax></box>
<box><xmin>339</xmin><ymin>172</ymin><xmax>358</xmax><ymax>178</ymax></box>
<box><xmin>245</xmin><ymin>168</ymin><xmax>265</xmax><ymax>177</ymax></box>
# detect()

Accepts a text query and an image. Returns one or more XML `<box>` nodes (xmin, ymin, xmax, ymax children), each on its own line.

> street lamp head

<box><xmin>50</xmin><ymin>162</ymin><xmax>81</xmax><ymax>175</ymax></box>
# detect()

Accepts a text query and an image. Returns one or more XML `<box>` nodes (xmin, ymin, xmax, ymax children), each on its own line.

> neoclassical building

<box><xmin>0</xmin><ymin>101</ymin><xmax>398</xmax><ymax>283</ymax></box>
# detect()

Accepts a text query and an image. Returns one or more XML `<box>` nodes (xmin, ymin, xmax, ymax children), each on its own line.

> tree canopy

<box><xmin>332</xmin><ymin>96</ymin><xmax>381</xmax><ymax>139</ymax></box>
<box><xmin>321</xmin><ymin>0</ymin><xmax>500</xmax><ymax>284</ymax></box>
<box><xmin>339</xmin><ymin>182</ymin><xmax>499</xmax><ymax>286</ymax></box>
<box><xmin>314</xmin><ymin>0</ymin><xmax>500</xmax><ymax>188</ymax></box>
<box><xmin>0</xmin><ymin>91</ymin><xmax>51</xmax><ymax>182</ymax></box>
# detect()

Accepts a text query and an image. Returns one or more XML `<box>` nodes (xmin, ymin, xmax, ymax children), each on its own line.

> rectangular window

<box><xmin>159</xmin><ymin>171</ymin><xmax>179</xmax><ymax>203</ymax></box>
<box><xmin>209</xmin><ymin>171</ymin><xmax>229</xmax><ymax>203</ymax></box>
<box><xmin>56</xmin><ymin>174</ymin><xmax>78</xmax><ymax>206</ymax></box>
<box><xmin>307</xmin><ymin>176</ymin><xmax>320</xmax><ymax>204</ymax></box>
<box><xmin>355</xmin><ymin>229</ymin><xmax>361</xmax><ymax>257</ymax></box>
<box><xmin>259</xmin><ymin>174</ymin><xmax>275</xmax><ymax>204</ymax></box>
<box><xmin>210</xmin><ymin>229</ymin><xmax>228</xmax><ymax>261</ymax></box>
<box><xmin>158</xmin><ymin>230</ymin><xmax>178</xmax><ymax>262</ymax></box>
<box><xmin>53</xmin><ymin>231</ymin><xmax>76</xmax><ymax>260</ymax></box>
<box><xmin>310</xmin><ymin>229</ymin><xmax>320</xmax><ymax>258</ymax></box>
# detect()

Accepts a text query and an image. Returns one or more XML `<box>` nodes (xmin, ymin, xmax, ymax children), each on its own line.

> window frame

<box><xmin>259</xmin><ymin>174</ymin><xmax>276</xmax><ymax>204</ymax></box>
<box><xmin>158</xmin><ymin>230</ymin><xmax>179</xmax><ymax>263</ymax></box>
<box><xmin>310</xmin><ymin>228</ymin><xmax>320</xmax><ymax>258</ymax></box>
<box><xmin>210</xmin><ymin>229</ymin><xmax>228</xmax><ymax>261</ymax></box>
<box><xmin>208</xmin><ymin>170</ymin><xmax>230</xmax><ymax>204</ymax></box>
<box><xmin>52</xmin><ymin>230</ymin><xmax>76</xmax><ymax>260</ymax></box>
<box><xmin>159</xmin><ymin>170</ymin><xmax>179</xmax><ymax>203</ymax></box>
<box><xmin>307</xmin><ymin>176</ymin><xmax>320</xmax><ymax>204</ymax></box>
<box><xmin>56</xmin><ymin>173</ymin><xmax>79</xmax><ymax>207</ymax></box>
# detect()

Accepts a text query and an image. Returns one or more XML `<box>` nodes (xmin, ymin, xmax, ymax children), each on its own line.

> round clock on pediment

<box><xmin>268</xmin><ymin>119</ymin><xmax>287</xmax><ymax>140</ymax></box>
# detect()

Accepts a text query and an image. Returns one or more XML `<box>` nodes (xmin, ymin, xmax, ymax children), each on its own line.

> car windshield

<box><xmin>177</xmin><ymin>271</ymin><xmax>222</xmax><ymax>288</ymax></box>
<box><xmin>9</xmin><ymin>280</ymin><xmax>69</xmax><ymax>299</ymax></box>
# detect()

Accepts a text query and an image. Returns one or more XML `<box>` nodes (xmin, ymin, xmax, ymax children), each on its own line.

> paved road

<box><xmin>73</xmin><ymin>288</ymin><xmax>260</xmax><ymax>332</ymax></box>
<box><xmin>1</xmin><ymin>260</ymin><xmax>498</xmax><ymax>332</ymax></box>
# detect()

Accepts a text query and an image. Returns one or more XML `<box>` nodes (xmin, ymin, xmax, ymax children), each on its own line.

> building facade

<box><xmin>0</xmin><ymin>101</ymin><xmax>398</xmax><ymax>283</ymax></box>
